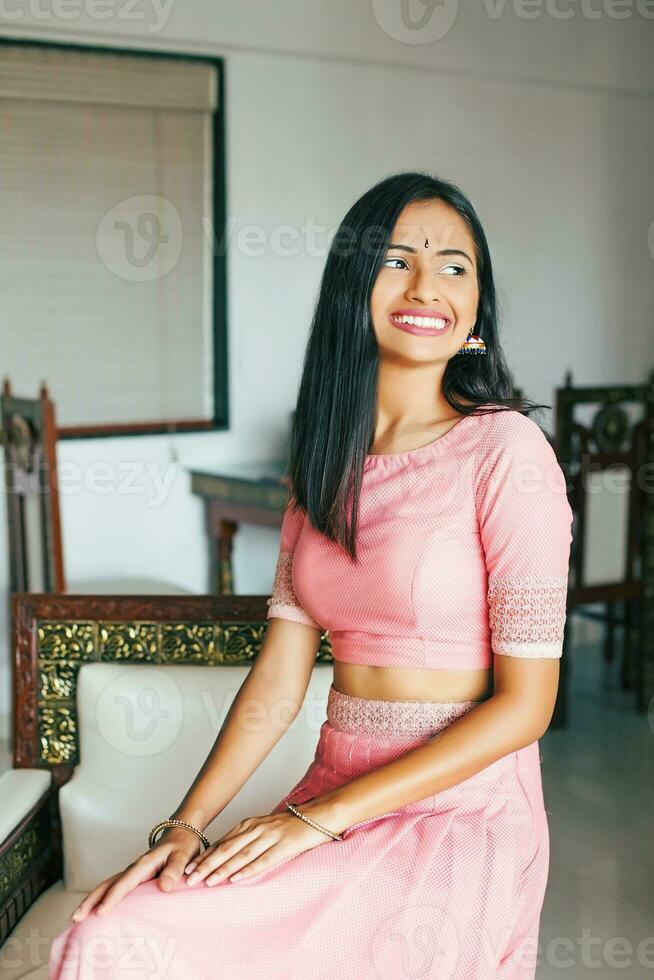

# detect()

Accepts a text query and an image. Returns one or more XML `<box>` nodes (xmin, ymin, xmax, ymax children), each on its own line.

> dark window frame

<box><xmin>0</xmin><ymin>37</ymin><xmax>228</xmax><ymax>441</ymax></box>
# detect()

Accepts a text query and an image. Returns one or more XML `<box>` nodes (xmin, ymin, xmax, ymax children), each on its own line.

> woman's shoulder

<box><xmin>472</xmin><ymin>406</ymin><xmax>571</xmax><ymax>519</ymax></box>
<box><xmin>476</xmin><ymin>404</ymin><xmax>548</xmax><ymax>440</ymax></box>
<box><xmin>473</xmin><ymin>406</ymin><xmax>556</xmax><ymax>469</ymax></box>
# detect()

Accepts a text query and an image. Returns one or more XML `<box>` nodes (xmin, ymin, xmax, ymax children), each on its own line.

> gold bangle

<box><xmin>148</xmin><ymin>818</ymin><xmax>211</xmax><ymax>850</ymax></box>
<box><xmin>286</xmin><ymin>801</ymin><xmax>343</xmax><ymax>841</ymax></box>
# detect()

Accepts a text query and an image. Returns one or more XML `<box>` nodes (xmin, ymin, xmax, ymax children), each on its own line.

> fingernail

<box><xmin>230</xmin><ymin>872</ymin><xmax>243</xmax><ymax>881</ymax></box>
<box><xmin>185</xmin><ymin>863</ymin><xmax>196</xmax><ymax>874</ymax></box>
<box><xmin>187</xmin><ymin>873</ymin><xmax>199</xmax><ymax>885</ymax></box>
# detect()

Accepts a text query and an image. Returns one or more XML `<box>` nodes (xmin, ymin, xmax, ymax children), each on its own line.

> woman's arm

<box><xmin>169</xmin><ymin>618</ymin><xmax>320</xmax><ymax>831</ymax></box>
<box><xmin>293</xmin><ymin>656</ymin><xmax>557</xmax><ymax>834</ymax></box>
<box><xmin>171</xmin><ymin>490</ymin><xmax>324</xmax><ymax>830</ymax></box>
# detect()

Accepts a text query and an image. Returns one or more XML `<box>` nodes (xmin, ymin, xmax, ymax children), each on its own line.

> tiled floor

<box><xmin>538</xmin><ymin>628</ymin><xmax>653</xmax><ymax>978</ymax></box>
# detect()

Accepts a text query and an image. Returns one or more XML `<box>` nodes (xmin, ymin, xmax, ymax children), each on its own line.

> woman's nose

<box><xmin>407</xmin><ymin>269</ymin><xmax>440</xmax><ymax>304</ymax></box>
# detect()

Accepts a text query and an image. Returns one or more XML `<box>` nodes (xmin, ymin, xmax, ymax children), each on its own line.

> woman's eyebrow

<box><xmin>388</xmin><ymin>243</ymin><xmax>473</xmax><ymax>264</ymax></box>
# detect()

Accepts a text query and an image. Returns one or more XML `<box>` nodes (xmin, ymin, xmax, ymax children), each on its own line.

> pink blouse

<box><xmin>266</xmin><ymin>408</ymin><xmax>573</xmax><ymax>670</ymax></box>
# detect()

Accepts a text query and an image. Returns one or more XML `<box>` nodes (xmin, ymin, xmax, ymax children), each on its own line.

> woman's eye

<box><xmin>382</xmin><ymin>257</ymin><xmax>466</xmax><ymax>276</ymax></box>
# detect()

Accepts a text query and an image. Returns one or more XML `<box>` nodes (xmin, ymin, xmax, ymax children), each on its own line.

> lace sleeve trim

<box><xmin>487</xmin><ymin>575</ymin><xmax>568</xmax><ymax>659</ymax></box>
<box><xmin>266</xmin><ymin>551</ymin><xmax>320</xmax><ymax>630</ymax></box>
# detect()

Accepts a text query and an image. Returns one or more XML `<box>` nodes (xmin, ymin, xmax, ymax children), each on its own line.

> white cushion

<box><xmin>0</xmin><ymin>880</ymin><xmax>83</xmax><ymax>979</ymax></box>
<box><xmin>60</xmin><ymin>662</ymin><xmax>333</xmax><ymax>891</ymax></box>
<box><xmin>0</xmin><ymin>771</ymin><xmax>51</xmax><ymax>841</ymax></box>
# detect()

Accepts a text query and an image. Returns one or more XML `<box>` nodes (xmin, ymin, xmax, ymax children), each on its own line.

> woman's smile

<box><xmin>389</xmin><ymin>309</ymin><xmax>453</xmax><ymax>336</ymax></box>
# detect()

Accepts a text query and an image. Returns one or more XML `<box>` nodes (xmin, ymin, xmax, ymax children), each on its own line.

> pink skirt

<box><xmin>48</xmin><ymin>685</ymin><xmax>550</xmax><ymax>979</ymax></box>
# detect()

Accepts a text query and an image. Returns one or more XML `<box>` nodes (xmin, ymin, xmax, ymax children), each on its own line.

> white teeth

<box><xmin>393</xmin><ymin>314</ymin><xmax>448</xmax><ymax>329</ymax></box>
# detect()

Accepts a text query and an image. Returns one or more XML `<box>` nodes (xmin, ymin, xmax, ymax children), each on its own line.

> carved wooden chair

<box><xmin>1</xmin><ymin>380</ymin><xmax>64</xmax><ymax>594</ymax></box>
<box><xmin>554</xmin><ymin>370</ymin><xmax>654</xmax><ymax>717</ymax></box>
<box><xmin>0</xmin><ymin>378</ymin><xmax>190</xmax><ymax>596</ymax></box>
<box><xmin>0</xmin><ymin>592</ymin><xmax>333</xmax><ymax>971</ymax></box>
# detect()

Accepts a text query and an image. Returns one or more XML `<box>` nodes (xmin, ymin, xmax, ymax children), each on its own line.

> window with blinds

<box><xmin>0</xmin><ymin>42</ymin><xmax>224</xmax><ymax>436</ymax></box>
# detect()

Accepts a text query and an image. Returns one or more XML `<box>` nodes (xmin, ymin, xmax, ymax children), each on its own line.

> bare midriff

<box><xmin>332</xmin><ymin>662</ymin><xmax>494</xmax><ymax>703</ymax></box>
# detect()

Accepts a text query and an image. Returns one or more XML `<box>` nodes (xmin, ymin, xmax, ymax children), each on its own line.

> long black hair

<box><xmin>287</xmin><ymin>170</ymin><xmax>549</xmax><ymax>560</ymax></box>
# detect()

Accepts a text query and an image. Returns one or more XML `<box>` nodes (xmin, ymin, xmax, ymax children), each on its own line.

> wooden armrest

<box><xmin>0</xmin><ymin>772</ymin><xmax>62</xmax><ymax>945</ymax></box>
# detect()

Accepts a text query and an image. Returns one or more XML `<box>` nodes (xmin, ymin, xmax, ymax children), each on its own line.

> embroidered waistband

<box><xmin>326</xmin><ymin>684</ymin><xmax>479</xmax><ymax>739</ymax></box>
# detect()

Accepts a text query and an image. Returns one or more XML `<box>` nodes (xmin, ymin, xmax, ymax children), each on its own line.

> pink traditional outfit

<box><xmin>49</xmin><ymin>407</ymin><xmax>573</xmax><ymax>979</ymax></box>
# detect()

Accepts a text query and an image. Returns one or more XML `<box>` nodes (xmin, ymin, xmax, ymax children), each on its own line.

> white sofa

<box><xmin>0</xmin><ymin>596</ymin><xmax>333</xmax><ymax>979</ymax></box>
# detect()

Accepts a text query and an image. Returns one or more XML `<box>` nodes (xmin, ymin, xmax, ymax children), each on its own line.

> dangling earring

<box><xmin>457</xmin><ymin>328</ymin><xmax>487</xmax><ymax>355</ymax></box>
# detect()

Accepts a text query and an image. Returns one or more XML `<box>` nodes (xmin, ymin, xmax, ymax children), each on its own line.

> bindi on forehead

<box><xmin>387</xmin><ymin>238</ymin><xmax>475</xmax><ymax>265</ymax></box>
<box><xmin>393</xmin><ymin>222</ymin><xmax>468</xmax><ymax>250</ymax></box>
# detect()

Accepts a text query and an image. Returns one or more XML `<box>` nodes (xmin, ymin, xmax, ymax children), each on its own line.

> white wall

<box><xmin>1</xmin><ymin>0</ymin><xmax>653</xmax><ymax>739</ymax></box>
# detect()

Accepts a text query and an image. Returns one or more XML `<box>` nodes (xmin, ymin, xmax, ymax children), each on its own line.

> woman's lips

<box><xmin>388</xmin><ymin>313</ymin><xmax>452</xmax><ymax>336</ymax></box>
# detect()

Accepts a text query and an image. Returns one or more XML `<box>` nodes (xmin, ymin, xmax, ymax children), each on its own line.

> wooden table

<box><xmin>189</xmin><ymin>460</ymin><xmax>290</xmax><ymax>594</ymax></box>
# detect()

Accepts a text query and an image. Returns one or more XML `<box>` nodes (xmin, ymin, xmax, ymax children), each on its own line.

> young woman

<box><xmin>49</xmin><ymin>172</ymin><xmax>573</xmax><ymax>979</ymax></box>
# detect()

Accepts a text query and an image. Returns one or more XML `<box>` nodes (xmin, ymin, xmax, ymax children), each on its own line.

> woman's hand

<box><xmin>68</xmin><ymin>828</ymin><xmax>203</xmax><ymax>922</ymax></box>
<box><xmin>184</xmin><ymin>808</ymin><xmax>334</xmax><ymax>886</ymax></box>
